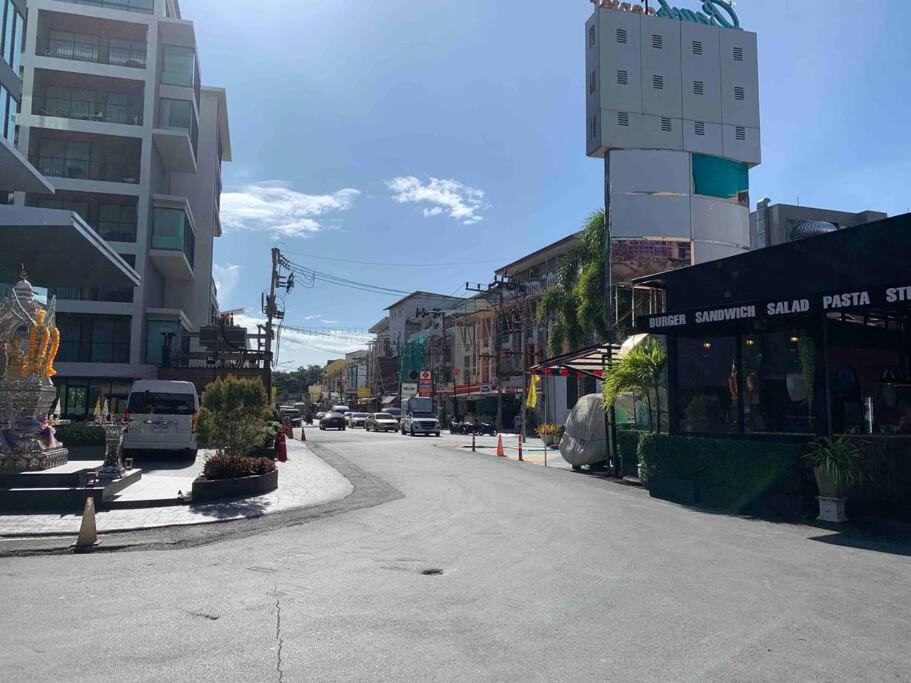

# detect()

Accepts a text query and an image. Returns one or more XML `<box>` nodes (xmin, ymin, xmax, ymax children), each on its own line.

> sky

<box><xmin>182</xmin><ymin>0</ymin><xmax>911</xmax><ymax>368</ymax></box>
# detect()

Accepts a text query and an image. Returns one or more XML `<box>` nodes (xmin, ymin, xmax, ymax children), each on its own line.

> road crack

<box><xmin>273</xmin><ymin>586</ymin><xmax>285</xmax><ymax>682</ymax></box>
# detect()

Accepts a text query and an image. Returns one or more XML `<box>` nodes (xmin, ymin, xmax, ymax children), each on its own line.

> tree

<box><xmin>602</xmin><ymin>337</ymin><xmax>667</xmax><ymax>433</ymax></box>
<box><xmin>272</xmin><ymin>364</ymin><xmax>324</xmax><ymax>401</ymax></box>
<box><xmin>197</xmin><ymin>375</ymin><xmax>271</xmax><ymax>457</ymax></box>
<box><xmin>536</xmin><ymin>210</ymin><xmax>607</xmax><ymax>357</ymax></box>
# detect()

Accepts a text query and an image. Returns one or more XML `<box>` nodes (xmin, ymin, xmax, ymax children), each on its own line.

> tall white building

<box><xmin>586</xmin><ymin>2</ymin><xmax>760</xmax><ymax>265</ymax></box>
<box><xmin>13</xmin><ymin>0</ymin><xmax>230</xmax><ymax>418</ymax></box>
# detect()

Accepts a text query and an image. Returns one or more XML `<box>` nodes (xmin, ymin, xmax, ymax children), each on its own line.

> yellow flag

<box><xmin>525</xmin><ymin>375</ymin><xmax>540</xmax><ymax>408</ymax></box>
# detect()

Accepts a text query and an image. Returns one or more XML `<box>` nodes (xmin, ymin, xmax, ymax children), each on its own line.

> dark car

<box><xmin>319</xmin><ymin>411</ymin><xmax>346</xmax><ymax>431</ymax></box>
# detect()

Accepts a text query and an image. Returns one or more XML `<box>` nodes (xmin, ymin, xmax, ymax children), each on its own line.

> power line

<box><xmin>277</xmin><ymin>250</ymin><xmax>510</xmax><ymax>268</ymax></box>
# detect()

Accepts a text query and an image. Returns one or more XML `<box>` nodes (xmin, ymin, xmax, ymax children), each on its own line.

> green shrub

<box><xmin>637</xmin><ymin>433</ymin><xmax>810</xmax><ymax>514</ymax></box>
<box><xmin>616</xmin><ymin>429</ymin><xmax>642</xmax><ymax>477</ymax></box>
<box><xmin>196</xmin><ymin>375</ymin><xmax>270</xmax><ymax>457</ymax></box>
<box><xmin>54</xmin><ymin>422</ymin><xmax>105</xmax><ymax>447</ymax></box>
<box><xmin>203</xmin><ymin>454</ymin><xmax>276</xmax><ymax>481</ymax></box>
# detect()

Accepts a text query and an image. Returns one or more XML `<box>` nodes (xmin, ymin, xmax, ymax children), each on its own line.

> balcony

<box><xmin>53</xmin><ymin>0</ymin><xmax>154</xmax><ymax>17</ymax></box>
<box><xmin>29</xmin><ymin>131</ymin><xmax>141</xmax><ymax>185</ymax></box>
<box><xmin>29</xmin><ymin>190</ymin><xmax>138</xmax><ymax>242</ymax></box>
<box><xmin>37</xmin><ymin>12</ymin><xmax>148</xmax><ymax>70</ymax></box>
<box><xmin>153</xmin><ymin>98</ymin><xmax>198</xmax><ymax>172</ymax></box>
<box><xmin>32</xmin><ymin>92</ymin><xmax>143</xmax><ymax>127</ymax></box>
<box><xmin>150</xmin><ymin>205</ymin><xmax>195</xmax><ymax>281</ymax></box>
<box><xmin>57</xmin><ymin>340</ymin><xmax>131</xmax><ymax>363</ymax></box>
<box><xmin>55</xmin><ymin>313</ymin><xmax>132</xmax><ymax>364</ymax></box>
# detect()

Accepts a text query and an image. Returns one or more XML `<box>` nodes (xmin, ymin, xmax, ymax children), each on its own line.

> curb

<box><xmin>0</xmin><ymin>443</ymin><xmax>403</xmax><ymax>557</ymax></box>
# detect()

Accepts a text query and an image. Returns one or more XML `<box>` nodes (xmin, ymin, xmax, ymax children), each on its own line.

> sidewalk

<box><xmin>459</xmin><ymin>434</ymin><xmax>572</xmax><ymax>469</ymax></box>
<box><xmin>0</xmin><ymin>439</ymin><xmax>353</xmax><ymax>537</ymax></box>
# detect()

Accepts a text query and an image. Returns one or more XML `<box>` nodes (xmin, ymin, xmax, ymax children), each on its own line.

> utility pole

<box><xmin>263</xmin><ymin>247</ymin><xmax>281</xmax><ymax>402</ymax></box>
<box><xmin>466</xmin><ymin>278</ymin><xmax>509</xmax><ymax>431</ymax></box>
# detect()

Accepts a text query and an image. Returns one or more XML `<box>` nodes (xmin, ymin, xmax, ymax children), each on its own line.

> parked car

<box><xmin>279</xmin><ymin>407</ymin><xmax>302</xmax><ymax>427</ymax></box>
<box><xmin>365</xmin><ymin>412</ymin><xmax>398</xmax><ymax>432</ymax></box>
<box><xmin>122</xmin><ymin>380</ymin><xmax>199</xmax><ymax>458</ymax></box>
<box><xmin>401</xmin><ymin>397</ymin><xmax>440</xmax><ymax>437</ymax></box>
<box><xmin>347</xmin><ymin>412</ymin><xmax>369</xmax><ymax>428</ymax></box>
<box><xmin>319</xmin><ymin>411</ymin><xmax>346</xmax><ymax>431</ymax></box>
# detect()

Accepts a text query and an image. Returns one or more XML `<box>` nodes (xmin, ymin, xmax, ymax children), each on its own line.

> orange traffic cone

<box><xmin>496</xmin><ymin>434</ymin><xmax>505</xmax><ymax>457</ymax></box>
<box><xmin>300</xmin><ymin>425</ymin><xmax>306</xmax><ymax>442</ymax></box>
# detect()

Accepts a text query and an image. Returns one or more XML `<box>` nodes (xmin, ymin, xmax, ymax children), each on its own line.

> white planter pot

<box><xmin>786</xmin><ymin>373</ymin><xmax>808</xmax><ymax>402</ymax></box>
<box><xmin>816</xmin><ymin>495</ymin><xmax>847</xmax><ymax>523</ymax></box>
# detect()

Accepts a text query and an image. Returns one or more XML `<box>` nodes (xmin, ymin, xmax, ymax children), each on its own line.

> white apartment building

<box><xmin>13</xmin><ymin>0</ymin><xmax>229</xmax><ymax>418</ymax></box>
<box><xmin>586</xmin><ymin>2</ymin><xmax>760</xmax><ymax>265</ymax></box>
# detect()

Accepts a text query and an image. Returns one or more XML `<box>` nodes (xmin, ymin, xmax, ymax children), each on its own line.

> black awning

<box><xmin>637</xmin><ymin>213</ymin><xmax>911</xmax><ymax>333</ymax></box>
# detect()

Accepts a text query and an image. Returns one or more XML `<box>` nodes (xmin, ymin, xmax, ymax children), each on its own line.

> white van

<box><xmin>122</xmin><ymin>380</ymin><xmax>199</xmax><ymax>458</ymax></box>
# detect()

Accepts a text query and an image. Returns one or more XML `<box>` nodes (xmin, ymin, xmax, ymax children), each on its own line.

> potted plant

<box><xmin>803</xmin><ymin>435</ymin><xmax>864</xmax><ymax>523</ymax></box>
<box><xmin>536</xmin><ymin>423</ymin><xmax>559</xmax><ymax>447</ymax></box>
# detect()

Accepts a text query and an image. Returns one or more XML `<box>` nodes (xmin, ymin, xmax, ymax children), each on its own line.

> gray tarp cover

<box><xmin>558</xmin><ymin>394</ymin><xmax>607</xmax><ymax>466</ymax></box>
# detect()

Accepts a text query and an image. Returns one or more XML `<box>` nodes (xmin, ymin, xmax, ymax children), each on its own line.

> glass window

<box><xmin>692</xmin><ymin>154</ymin><xmax>749</xmax><ymax>205</ymax></box>
<box><xmin>159</xmin><ymin>97</ymin><xmax>192</xmax><ymax>131</ymax></box>
<box><xmin>10</xmin><ymin>1</ymin><xmax>22</xmax><ymax>73</ymax></box>
<box><xmin>145</xmin><ymin>320</ymin><xmax>178</xmax><ymax>365</ymax></box>
<box><xmin>161</xmin><ymin>45</ymin><xmax>196</xmax><ymax>87</ymax></box>
<box><xmin>741</xmin><ymin>331</ymin><xmax>818</xmax><ymax>435</ymax></box>
<box><xmin>0</xmin><ymin>84</ymin><xmax>8</xmax><ymax>143</ymax></box>
<box><xmin>152</xmin><ymin>207</ymin><xmax>186</xmax><ymax>250</ymax></box>
<box><xmin>675</xmin><ymin>336</ymin><xmax>739</xmax><ymax>434</ymax></box>
<box><xmin>105</xmin><ymin>92</ymin><xmax>129</xmax><ymax>123</ymax></box>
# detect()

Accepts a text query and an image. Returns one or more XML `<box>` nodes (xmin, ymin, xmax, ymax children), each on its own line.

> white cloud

<box><xmin>221</xmin><ymin>181</ymin><xmax>360</xmax><ymax>238</ymax></box>
<box><xmin>321</xmin><ymin>319</ymin><xmax>340</xmax><ymax>324</ymax></box>
<box><xmin>212</xmin><ymin>263</ymin><xmax>241</xmax><ymax>300</ymax></box>
<box><xmin>385</xmin><ymin>176</ymin><xmax>487</xmax><ymax>225</ymax></box>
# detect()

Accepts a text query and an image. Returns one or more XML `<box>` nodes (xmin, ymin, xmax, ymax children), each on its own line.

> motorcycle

<box><xmin>449</xmin><ymin>420</ymin><xmax>497</xmax><ymax>436</ymax></box>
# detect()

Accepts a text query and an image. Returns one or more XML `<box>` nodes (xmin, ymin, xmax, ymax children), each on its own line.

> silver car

<box><xmin>365</xmin><ymin>412</ymin><xmax>399</xmax><ymax>432</ymax></box>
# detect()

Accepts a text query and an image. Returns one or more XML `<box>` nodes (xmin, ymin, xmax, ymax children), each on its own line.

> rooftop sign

<box><xmin>592</xmin><ymin>0</ymin><xmax>742</xmax><ymax>30</ymax></box>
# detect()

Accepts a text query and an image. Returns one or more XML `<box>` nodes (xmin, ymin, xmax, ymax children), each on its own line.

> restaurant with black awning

<box><xmin>635</xmin><ymin>213</ymin><xmax>911</xmax><ymax>440</ymax></box>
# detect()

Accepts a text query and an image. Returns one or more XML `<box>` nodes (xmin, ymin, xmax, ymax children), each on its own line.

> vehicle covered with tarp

<box><xmin>558</xmin><ymin>394</ymin><xmax>608</xmax><ymax>469</ymax></box>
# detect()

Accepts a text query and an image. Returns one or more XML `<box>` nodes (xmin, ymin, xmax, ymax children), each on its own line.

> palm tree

<box><xmin>602</xmin><ymin>337</ymin><xmax>667</xmax><ymax>433</ymax></box>
<box><xmin>536</xmin><ymin>210</ymin><xmax>607</xmax><ymax>356</ymax></box>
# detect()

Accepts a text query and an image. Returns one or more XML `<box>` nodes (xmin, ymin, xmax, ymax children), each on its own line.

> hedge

<box><xmin>54</xmin><ymin>422</ymin><xmax>106</xmax><ymax>447</ymax></box>
<box><xmin>203</xmin><ymin>454</ymin><xmax>276</xmax><ymax>481</ymax></box>
<box><xmin>616</xmin><ymin>429</ymin><xmax>643</xmax><ymax>477</ymax></box>
<box><xmin>637</xmin><ymin>433</ymin><xmax>813</xmax><ymax>517</ymax></box>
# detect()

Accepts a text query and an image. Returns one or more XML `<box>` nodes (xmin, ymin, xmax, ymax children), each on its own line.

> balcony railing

<box><xmin>45</xmin><ymin>39</ymin><xmax>147</xmax><ymax>69</ymax></box>
<box><xmin>55</xmin><ymin>0</ymin><xmax>154</xmax><ymax>15</ymax></box>
<box><xmin>33</xmin><ymin>96</ymin><xmax>143</xmax><ymax>126</ymax></box>
<box><xmin>57</xmin><ymin>340</ymin><xmax>131</xmax><ymax>364</ymax></box>
<box><xmin>96</xmin><ymin>220</ymin><xmax>137</xmax><ymax>242</ymax></box>
<box><xmin>50</xmin><ymin>286</ymin><xmax>133</xmax><ymax>303</ymax></box>
<box><xmin>31</xmin><ymin>155</ymin><xmax>140</xmax><ymax>184</ymax></box>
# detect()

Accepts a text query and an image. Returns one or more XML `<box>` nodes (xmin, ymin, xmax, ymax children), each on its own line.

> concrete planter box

<box><xmin>192</xmin><ymin>468</ymin><xmax>278</xmax><ymax>503</ymax></box>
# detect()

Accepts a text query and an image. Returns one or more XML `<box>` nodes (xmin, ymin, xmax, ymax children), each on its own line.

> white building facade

<box><xmin>586</xmin><ymin>3</ymin><xmax>760</xmax><ymax>264</ymax></box>
<box><xmin>13</xmin><ymin>0</ymin><xmax>229</xmax><ymax>418</ymax></box>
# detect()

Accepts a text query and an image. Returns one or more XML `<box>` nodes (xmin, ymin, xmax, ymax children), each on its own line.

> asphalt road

<box><xmin>2</xmin><ymin>427</ymin><xmax>910</xmax><ymax>681</ymax></box>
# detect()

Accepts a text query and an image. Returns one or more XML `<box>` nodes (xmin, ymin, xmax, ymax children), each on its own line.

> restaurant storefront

<box><xmin>631</xmin><ymin>214</ymin><xmax>911</xmax><ymax>518</ymax></box>
<box><xmin>637</xmin><ymin>213</ymin><xmax>911</xmax><ymax>440</ymax></box>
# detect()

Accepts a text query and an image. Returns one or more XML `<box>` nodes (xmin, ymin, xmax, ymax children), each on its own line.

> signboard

<box><xmin>641</xmin><ymin>284</ymin><xmax>909</xmax><ymax>333</ymax></box>
<box><xmin>401</xmin><ymin>382</ymin><xmax>418</xmax><ymax>399</ymax></box>
<box><xmin>479</xmin><ymin>384</ymin><xmax>492</xmax><ymax>394</ymax></box>
<box><xmin>419</xmin><ymin>371</ymin><xmax>432</xmax><ymax>381</ymax></box>
<box><xmin>308</xmin><ymin>385</ymin><xmax>323</xmax><ymax>400</ymax></box>
<box><xmin>357</xmin><ymin>387</ymin><xmax>371</xmax><ymax>399</ymax></box>
<box><xmin>593</xmin><ymin>0</ymin><xmax>742</xmax><ymax>30</ymax></box>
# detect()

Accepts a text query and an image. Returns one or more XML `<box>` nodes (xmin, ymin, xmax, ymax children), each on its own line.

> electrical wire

<box><xmin>277</xmin><ymin>249</ymin><xmax>510</xmax><ymax>268</ymax></box>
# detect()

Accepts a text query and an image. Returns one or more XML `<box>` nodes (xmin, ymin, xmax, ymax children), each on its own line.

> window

<box><xmin>618</xmin><ymin>111</ymin><xmax>629</xmax><ymax>127</ymax></box>
<box><xmin>98</xmin><ymin>202</ymin><xmax>137</xmax><ymax>241</ymax></box>
<box><xmin>152</xmin><ymin>206</ymin><xmax>195</xmax><ymax>266</ymax></box>
<box><xmin>616</xmin><ymin>28</ymin><xmax>627</xmax><ymax>44</ymax></box>
<box><xmin>693</xmin><ymin>80</ymin><xmax>704</xmax><ymax>96</ymax></box>
<box><xmin>692</xmin><ymin>40</ymin><xmax>703</xmax><ymax>55</ymax></box>
<box><xmin>42</xmin><ymin>85</ymin><xmax>97</xmax><ymax>120</ymax></box>
<box><xmin>691</xmin><ymin>153</ymin><xmax>749</xmax><ymax>204</ymax></box>
<box><xmin>734</xmin><ymin>86</ymin><xmax>745</xmax><ymax>101</ymax></box>
<box><xmin>159</xmin><ymin>98</ymin><xmax>198</xmax><ymax>155</ymax></box>
<box><xmin>108</xmin><ymin>38</ymin><xmax>146</xmax><ymax>68</ymax></box>
<box><xmin>0</xmin><ymin>83</ymin><xmax>16</xmax><ymax>145</ymax></box>
<box><xmin>2</xmin><ymin>0</ymin><xmax>24</xmax><ymax>71</ymax></box>
<box><xmin>694</xmin><ymin>121</ymin><xmax>705</xmax><ymax>136</ymax></box>
<box><xmin>733</xmin><ymin>46</ymin><xmax>744</xmax><ymax>61</ymax></box>
<box><xmin>735</xmin><ymin>126</ymin><xmax>746</xmax><ymax>141</ymax></box>
<box><xmin>617</xmin><ymin>69</ymin><xmax>628</xmax><ymax>85</ymax></box>
<box><xmin>48</xmin><ymin>30</ymin><xmax>99</xmax><ymax>63</ymax></box>
<box><xmin>589</xmin><ymin>25</ymin><xmax>595</xmax><ymax>48</ymax></box>
<box><xmin>161</xmin><ymin>45</ymin><xmax>196</xmax><ymax>87</ymax></box>
<box><xmin>651</xmin><ymin>34</ymin><xmax>663</xmax><ymax>49</ymax></box>
<box><xmin>145</xmin><ymin>320</ymin><xmax>179</xmax><ymax>365</ymax></box>
<box><xmin>652</xmin><ymin>74</ymin><xmax>664</xmax><ymax>90</ymax></box>
<box><xmin>675</xmin><ymin>336</ymin><xmax>739</xmax><ymax>434</ymax></box>
<box><xmin>589</xmin><ymin>70</ymin><xmax>597</xmax><ymax>94</ymax></box>
<box><xmin>661</xmin><ymin>116</ymin><xmax>672</xmax><ymax>132</ymax></box>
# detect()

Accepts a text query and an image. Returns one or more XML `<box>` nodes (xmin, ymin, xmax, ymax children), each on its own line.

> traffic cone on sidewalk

<box><xmin>300</xmin><ymin>425</ymin><xmax>306</xmax><ymax>442</ymax></box>
<box><xmin>276</xmin><ymin>432</ymin><xmax>288</xmax><ymax>462</ymax></box>
<box><xmin>496</xmin><ymin>434</ymin><xmax>505</xmax><ymax>457</ymax></box>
